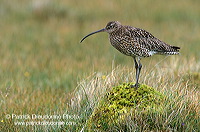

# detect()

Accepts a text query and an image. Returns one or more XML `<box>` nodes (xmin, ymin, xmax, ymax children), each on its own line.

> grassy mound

<box><xmin>86</xmin><ymin>82</ymin><xmax>165</xmax><ymax>131</ymax></box>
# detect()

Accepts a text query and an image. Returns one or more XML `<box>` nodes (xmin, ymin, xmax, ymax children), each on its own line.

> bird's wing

<box><xmin>124</xmin><ymin>26</ymin><xmax>179</xmax><ymax>53</ymax></box>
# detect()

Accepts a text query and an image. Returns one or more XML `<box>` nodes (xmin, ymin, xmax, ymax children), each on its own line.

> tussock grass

<box><xmin>69</xmin><ymin>57</ymin><xmax>199</xmax><ymax>131</ymax></box>
<box><xmin>0</xmin><ymin>0</ymin><xmax>199</xmax><ymax>131</ymax></box>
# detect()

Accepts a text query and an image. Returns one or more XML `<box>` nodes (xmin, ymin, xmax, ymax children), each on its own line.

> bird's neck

<box><xmin>110</xmin><ymin>26</ymin><xmax>126</xmax><ymax>36</ymax></box>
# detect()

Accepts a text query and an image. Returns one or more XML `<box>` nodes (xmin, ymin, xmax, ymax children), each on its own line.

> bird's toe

<box><xmin>130</xmin><ymin>83</ymin><xmax>140</xmax><ymax>89</ymax></box>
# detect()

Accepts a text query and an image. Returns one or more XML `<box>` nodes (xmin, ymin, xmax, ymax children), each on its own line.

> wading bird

<box><xmin>80</xmin><ymin>21</ymin><xmax>180</xmax><ymax>88</ymax></box>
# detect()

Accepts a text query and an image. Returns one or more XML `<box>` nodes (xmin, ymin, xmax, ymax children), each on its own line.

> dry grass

<box><xmin>69</xmin><ymin>57</ymin><xmax>199</xmax><ymax>131</ymax></box>
<box><xmin>0</xmin><ymin>0</ymin><xmax>199</xmax><ymax>131</ymax></box>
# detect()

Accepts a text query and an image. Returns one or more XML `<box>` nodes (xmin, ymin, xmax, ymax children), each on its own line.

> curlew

<box><xmin>80</xmin><ymin>21</ymin><xmax>180</xmax><ymax>88</ymax></box>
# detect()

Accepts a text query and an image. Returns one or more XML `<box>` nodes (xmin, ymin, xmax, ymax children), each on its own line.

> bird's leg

<box><xmin>137</xmin><ymin>57</ymin><xmax>142</xmax><ymax>86</ymax></box>
<box><xmin>131</xmin><ymin>57</ymin><xmax>142</xmax><ymax>88</ymax></box>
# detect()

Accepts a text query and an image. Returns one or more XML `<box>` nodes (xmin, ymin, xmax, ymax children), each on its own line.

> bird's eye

<box><xmin>108</xmin><ymin>25</ymin><xmax>114</xmax><ymax>29</ymax></box>
<box><xmin>107</xmin><ymin>26</ymin><xmax>111</xmax><ymax>29</ymax></box>
<box><xmin>106</xmin><ymin>23</ymin><xmax>116</xmax><ymax>30</ymax></box>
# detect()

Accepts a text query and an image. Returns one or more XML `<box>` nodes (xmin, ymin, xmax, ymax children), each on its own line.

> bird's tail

<box><xmin>171</xmin><ymin>46</ymin><xmax>180</xmax><ymax>51</ymax></box>
<box><xmin>166</xmin><ymin>45</ymin><xmax>180</xmax><ymax>55</ymax></box>
<box><xmin>158</xmin><ymin>45</ymin><xmax>180</xmax><ymax>55</ymax></box>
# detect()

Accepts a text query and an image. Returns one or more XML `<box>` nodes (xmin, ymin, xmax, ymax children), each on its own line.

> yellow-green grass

<box><xmin>0</xmin><ymin>0</ymin><xmax>199</xmax><ymax>131</ymax></box>
<box><xmin>86</xmin><ymin>83</ymin><xmax>165</xmax><ymax>131</ymax></box>
<box><xmin>70</xmin><ymin>59</ymin><xmax>199</xmax><ymax>131</ymax></box>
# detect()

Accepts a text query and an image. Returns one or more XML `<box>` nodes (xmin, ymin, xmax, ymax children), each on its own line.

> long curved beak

<box><xmin>80</xmin><ymin>28</ymin><xmax>106</xmax><ymax>43</ymax></box>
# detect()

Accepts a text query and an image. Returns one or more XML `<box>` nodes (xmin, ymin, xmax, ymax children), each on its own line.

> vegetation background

<box><xmin>0</xmin><ymin>0</ymin><xmax>199</xmax><ymax>131</ymax></box>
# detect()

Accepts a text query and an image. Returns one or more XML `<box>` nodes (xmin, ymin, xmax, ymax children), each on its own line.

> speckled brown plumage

<box><xmin>80</xmin><ymin>21</ymin><xmax>180</xmax><ymax>88</ymax></box>
<box><xmin>105</xmin><ymin>21</ymin><xmax>180</xmax><ymax>57</ymax></box>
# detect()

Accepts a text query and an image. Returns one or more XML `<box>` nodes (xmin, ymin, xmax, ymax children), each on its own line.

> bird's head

<box><xmin>80</xmin><ymin>21</ymin><xmax>121</xmax><ymax>43</ymax></box>
<box><xmin>105</xmin><ymin>21</ymin><xmax>121</xmax><ymax>33</ymax></box>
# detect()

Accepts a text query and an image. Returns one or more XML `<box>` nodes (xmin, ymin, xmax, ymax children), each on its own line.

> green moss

<box><xmin>86</xmin><ymin>82</ymin><xmax>165</xmax><ymax>131</ymax></box>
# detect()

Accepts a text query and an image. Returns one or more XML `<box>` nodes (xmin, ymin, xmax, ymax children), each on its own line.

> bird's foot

<box><xmin>130</xmin><ymin>83</ymin><xmax>140</xmax><ymax>89</ymax></box>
